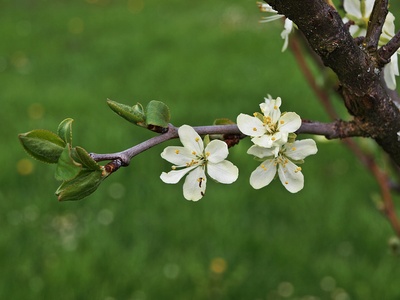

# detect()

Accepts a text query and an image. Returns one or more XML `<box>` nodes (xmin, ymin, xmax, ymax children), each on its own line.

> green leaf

<box><xmin>107</xmin><ymin>99</ymin><xmax>146</xmax><ymax>126</ymax></box>
<box><xmin>18</xmin><ymin>129</ymin><xmax>66</xmax><ymax>163</ymax></box>
<box><xmin>145</xmin><ymin>100</ymin><xmax>170</xmax><ymax>131</ymax></box>
<box><xmin>55</xmin><ymin>144</ymin><xmax>82</xmax><ymax>181</ymax></box>
<box><xmin>72</xmin><ymin>146</ymin><xmax>102</xmax><ymax>171</ymax></box>
<box><xmin>56</xmin><ymin>169</ymin><xmax>105</xmax><ymax>201</ymax></box>
<box><xmin>57</xmin><ymin>118</ymin><xmax>74</xmax><ymax>145</ymax></box>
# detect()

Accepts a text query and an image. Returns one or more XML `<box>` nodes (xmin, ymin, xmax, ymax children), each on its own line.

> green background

<box><xmin>2</xmin><ymin>0</ymin><xmax>400</xmax><ymax>299</ymax></box>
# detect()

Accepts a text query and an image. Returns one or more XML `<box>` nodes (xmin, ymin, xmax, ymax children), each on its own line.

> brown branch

<box><xmin>378</xmin><ymin>30</ymin><xmax>400</xmax><ymax>63</ymax></box>
<box><xmin>265</xmin><ymin>0</ymin><xmax>400</xmax><ymax>166</ymax></box>
<box><xmin>365</xmin><ymin>0</ymin><xmax>388</xmax><ymax>55</ymax></box>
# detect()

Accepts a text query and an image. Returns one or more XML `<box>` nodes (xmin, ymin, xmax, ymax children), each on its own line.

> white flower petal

<box><xmin>247</xmin><ymin>145</ymin><xmax>276</xmax><ymax>159</ymax></box>
<box><xmin>161</xmin><ymin>146</ymin><xmax>196</xmax><ymax>165</ymax></box>
<box><xmin>160</xmin><ymin>165</ymin><xmax>197</xmax><ymax>184</ymax></box>
<box><xmin>260</xmin><ymin>15</ymin><xmax>283</xmax><ymax>23</ymax></box>
<box><xmin>277</xmin><ymin>160</ymin><xmax>304</xmax><ymax>193</ymax></box>
<box><xmin>364</xmin><ymin>0</ymin><xmax>374</xmax><ymax>17</ymax></box>
<box><xmin>383</xmin><ymin>54</ymin><xmax>398</xmax><ymax>90</ymax></box>
<box><xmin>205</xmin><ymin>140</ymin><xmax>228</xmax><ymax>163</ymax></box>
<box><xmin>251</xmin><ymin>135</ymin><xmax>275</xmax><ymax>148</ymax></box>
<box><xmin>178</xmin><ymin>125</ymin><xmax>204</xmax><ymax>154</ymax></box>
<box><xmin>257</xmin><ymin>2</ymin><xmax>278</xmax><ymax>13</ymax></box>
<box><xmin>207</xmin><ymin>160</ymin><xmax>239</xmax><ymax>184</ymax></box>
<box><xmin>343</xmin><ymin>0</ymin><xmax>361</xmax><ymax>19</ymax></box>
<box><xmin>249</xmin><ymin>159</ymin><xmax>277</xmax><ymax>189</ymax></box>
<box><xmin>237</xmin><ymin>113</ymin><xmax>265</xmax><ymax>137</ymax></box>
<box><xmin>278</xmin><ymin>112</ymin><xmax>301</xmax><ymax>133</ymax></box>
<box><xmin>281</xmin><ymin>19</ymin><xmax>293</xmax><ymax>52</ymax></box>
<box><xmin>284</xmin><ymin>139</ymin><xmax>318</xmax><ymax>161</ymax></box>
<box><xmin>183</xmin><ymin>166</ymin><xmax>206</xmax><ymax>201</ymax></box>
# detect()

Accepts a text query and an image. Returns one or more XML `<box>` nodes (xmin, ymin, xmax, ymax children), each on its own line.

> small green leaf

<box><xmin>57</xmin><ymin>118</ymin><xmax>74</xmax><ymax>145</ymax></box>
<box><xmin>18</xmin><ymin>129</ymin><xmax>66</xmax><ymax>163</ymax></box>
<box><xmin>107</xmin><ymin>99</ymin><xmax>146</xmax><ymax>126</ymax></box>
<box><xmin>203</xmin><ymin>134</ymin><xmax>210</xmax><ymax>147</ymax></box>
<box><xmin>213</xmin><ymin>118</ymin><xmax>235</xmax><ymax>125</ymax></box>
<box><xmin>73</xmin><ymin>146</ymin><xmax>102</xmax><ymax>171</ymax></box>
<box><xmin>145</xmin><ymin>100</ymin><xmax>170</xmax><ymax>131</ymax></box>
<box><xmin>56</xmin><ymin>169</ymin><xmax>105</xmax><ymax>201</ymax></box>
<box><xmin>55</xmin><ymin>144</ymin><xmax>82</xmax><ymax>181</ymax></box>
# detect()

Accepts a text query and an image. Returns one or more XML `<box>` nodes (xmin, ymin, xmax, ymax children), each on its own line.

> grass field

<box><xmin>3</xmin><ymin>0</ymin><xmax>400</xmax><ymax>299</ymax></box>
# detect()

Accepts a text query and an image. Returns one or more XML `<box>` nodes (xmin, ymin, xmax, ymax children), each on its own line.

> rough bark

<box><xmin>266</xmin><ymin>0</ymin><xmax>400</xmax><ymax>166</ymax></box>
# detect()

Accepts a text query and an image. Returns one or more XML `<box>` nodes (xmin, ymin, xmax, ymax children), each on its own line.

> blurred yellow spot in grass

<box><xmin>17</xmin><ymin>159</ymin><xmax>34</xmax><ymax>175</ymax></box>
<box><xmin>210</xmin><ymin>257</ymin><xmax>227</xmax><ymax>274</ymax></box>
<box><xmin>127</xmin><ymin>0</ymin><xmax>144</xmax><ymax>14</ymax></box>
<box><xmin>68</xmin><ymin>17</ymin><xmax>84</xmax><ymax>34</ymax></box>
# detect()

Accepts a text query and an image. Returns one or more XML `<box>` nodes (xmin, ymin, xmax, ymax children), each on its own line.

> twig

<box><xmin>90</xmin><ymin>120</ymin><xmax>367</xmax><ymax>167</ymax></box>
<box><xmin>365</xmin><ymin>0</ymin><xmax>388</xmax><ymax>54</ymax></box>
<box><xmin>378</xmin><ymin>30</ymin><xmax>400</xmax><ymax>64</ymax></box>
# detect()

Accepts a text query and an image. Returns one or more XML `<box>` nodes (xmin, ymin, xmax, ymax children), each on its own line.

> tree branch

<box><xmin>90</xmin><ymin>120</ymin><xmax>367</xmax><ymax>169</ymax></box>
<box><xmin>365</xmin><ymin>0</ymin><xmax>388</xmax><ymax>55</ymax></box>
<box><xmin>378</xmin><ymin>29</ymin><xmax>400</xmax><ymax>63</ymax></box>
<box><xmin>265</xmin><ymin>0</ymin><xmax>400</xmax><ymax>166</ymax></box>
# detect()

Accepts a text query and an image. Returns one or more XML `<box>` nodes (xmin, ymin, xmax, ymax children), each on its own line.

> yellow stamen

<box><xmin>280</xmin><ymin>120</ymin><xmax>284</xmax><ymax>124</ymax></box>
<box><xmin>192</xmin><ymin>151</ymin><xmax>197</xmax><ymax>155</ymax></box>
<box><xmin>253</xmin><ymin>127</ymin><xmax>257</xmax><ymax>131</ymax></box>
<box><xmin>175</xmin><ymin>149</ymin><xmax>180</xmax><ymax>154</ymax></box>
<box><xmin>206</xmin><ymin>152</ymin><xmax>210</xmax><ymax>157</ymax></box>
<box><xmin>195</xmin><ymin>137</ymin><xmax>200</xmax><ymax>142</ymax></box>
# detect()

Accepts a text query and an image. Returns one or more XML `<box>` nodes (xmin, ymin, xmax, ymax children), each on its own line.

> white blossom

<box><xmin>257</xmin><ymin>2</ymin><xmax>295</xmax><ymax>52</ymax></box>
<box><xmin>237</xmin><ymin>96</ymin><xmax>301</xmax><ymax>150</ymax></box>
<box><xmin>248</xmin><ymin>139</ymin><xmax>318</xmax><ymax>193</ymax></box>
<box><xmin>160</xmin><ymin>125</ymin><xmax>238</xmax><ymax>201</ymax></box>
<box><xmin>343</xmin><ymin>0</ymin><xmax>399</xmax><ymax>89</ymax></box>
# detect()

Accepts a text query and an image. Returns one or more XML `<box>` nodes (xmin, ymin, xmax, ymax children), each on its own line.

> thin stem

<box><xmin>90</xmin><ymin>120</ymin><xmax>367</xmax><ymax>166</ymax></box>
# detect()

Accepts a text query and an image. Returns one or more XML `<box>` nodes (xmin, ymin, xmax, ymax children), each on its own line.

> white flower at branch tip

<box><xmin>160</xmin><ymin>125</ymin><xmax>239</xmax><ymax>201</ymax></box>
<box><xmin>343</xmin><ymin>0</ymin><xmax>399</xmax><ymax>89</ymax></box>
<box><xmin>236</xmin><ymin>96</ymin><xmax>302</xmax><ymax>150</ymax></box>
<box><xmin>257</xmin><ymin>2</ymin><xmax>295</xmax><ymax>52</ymax></box>
<box><xmin>248</xmin><ymin>139</ymin><xmax>318</xmax><ymax>193</ymax></box>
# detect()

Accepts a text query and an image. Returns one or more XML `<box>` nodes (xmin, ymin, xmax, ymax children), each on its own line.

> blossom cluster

<box><xmin>258</xmin><ymin>0</ymin><xmax>399</xmax><ymax>89</ymax></box>
<box><xmin>237</xmin><ymin>96</ymin><xmax>317</xmax><ymax>193</ymax></box>
<box><xmin>160</xmin><ymin>96</ymin><xmax>317</xmax><ymax>200</ymax></box>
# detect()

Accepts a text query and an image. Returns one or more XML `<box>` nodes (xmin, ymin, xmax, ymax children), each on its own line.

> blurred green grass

<box><xmin>2</xmin><ymin>0</ymin><xmax>400</xmax><ymax>299</ymax></box>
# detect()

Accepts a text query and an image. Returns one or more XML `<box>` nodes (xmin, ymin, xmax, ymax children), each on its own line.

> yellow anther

<box><xmin>274</xmin><ymin>105</ymin><xmax>278</xmax><ymax>109</ymax></box>
<box><xmin>192</xmin><ymin>151</ymin><xmax>197</xmax><ymax>155</ymax></box>
<box><xmin>253</xmin><ymin>127</ymin><xmax>257</xmax><ymax>131</ymax></box>
<box><xmin>195</xmin><ymin>137</ymin><xmax>200</xmax><ymax>142</ymax></box>
<box><xmin>280</xmin><ymin>120</ymin><xmax>285</xmax><ymax>124</ymax></box>
<box><xmin>175</xmin><ymin>149</ymin><xmax>180</xmax><ymax>154</ymax></box>
<box><xmin>171</xmin><ymin>166</ymin><xmax>177</xmax><ymax>170</ymax></box>
<box><xmin>291</xmin><ymin>147</ymin><xmax>296</xmax><ymax>151</ymax></box>
<box><xmin>206</xmin><ymin>152</ymin><xmax>210</xmax><ymax>156</ymax></box>
<box><xmin>271</xmin><ymin>137</ymin><xmax>276</xmax><ymax>141</ymax></box>
<box><xmin>285</xmin><ymin>181</ymin><xmax>288</xmax><ymax>185</ymax></box>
